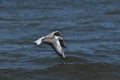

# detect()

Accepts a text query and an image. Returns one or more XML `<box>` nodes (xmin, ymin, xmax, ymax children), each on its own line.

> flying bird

<box><xmin>34</xmin><ymin>31</ymin><xmax>66</xmax><ymax>58</ymax></box>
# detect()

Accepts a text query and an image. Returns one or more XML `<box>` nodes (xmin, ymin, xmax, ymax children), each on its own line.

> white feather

<box><xmin>34</xmin><ymin>37</ymin><xmax>44</xmax><ymax>45</ymax></box>
<box><xmin>34</xmin><ymin>31</ymin><xmax>66</xmax><ymax>58</ymax></box>
<box><xmin>53</xmin><ymin>36</ymin><xmax>65</xmax><ymax>58</ymax></box>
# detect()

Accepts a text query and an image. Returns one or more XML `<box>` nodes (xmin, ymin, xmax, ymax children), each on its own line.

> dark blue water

<box><xmin>0</xmin><ymin>0</ymin><xmax>120</xmax><ymax>80</ymax></box>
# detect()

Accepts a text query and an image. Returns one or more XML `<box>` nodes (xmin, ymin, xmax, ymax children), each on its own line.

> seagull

<box><xmin>34</xmin><ymin>31</ymin><xmax>66</xmax><ymax>58</ymax></box>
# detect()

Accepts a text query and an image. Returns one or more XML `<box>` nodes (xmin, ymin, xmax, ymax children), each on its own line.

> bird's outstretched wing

<box><xmin>59</xmin><ymin>39</ymin><xmax>66</xmax><ymax>48</ymax></box>
<box><xmin>52</xmin><ymin>39</ymin><xmax>65</xmax><ymax>58</ymax></box>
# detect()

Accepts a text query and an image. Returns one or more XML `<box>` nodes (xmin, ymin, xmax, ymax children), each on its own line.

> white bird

<box><xmin>34</xmin><ymin>31</ymin><xmax>66</xmax><ymax>58</ymax></box>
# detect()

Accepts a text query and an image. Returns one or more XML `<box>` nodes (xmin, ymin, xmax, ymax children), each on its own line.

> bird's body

<box><xmin>34</xmin><ymin>31</ymin><xmax>66</xmax><ymax>58</ymax></box>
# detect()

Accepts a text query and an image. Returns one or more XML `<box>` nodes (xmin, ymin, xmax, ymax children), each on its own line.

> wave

<box><xmin>0</xmin><ymin>62</ymin><xmax>119</xmax><ymax>80</ymax></box>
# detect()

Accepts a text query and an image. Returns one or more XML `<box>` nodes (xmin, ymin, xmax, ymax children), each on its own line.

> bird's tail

<box><xmin>34</xmin><ymin>37</ymin><xmax>44</xmax><ymax>45</ymax></box>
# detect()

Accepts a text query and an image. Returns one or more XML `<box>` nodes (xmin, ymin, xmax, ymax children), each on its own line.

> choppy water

<box><xmin>0</xmin><ymin>0</ymin><xmax>120</xmax><ymax>80</ymax></box>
